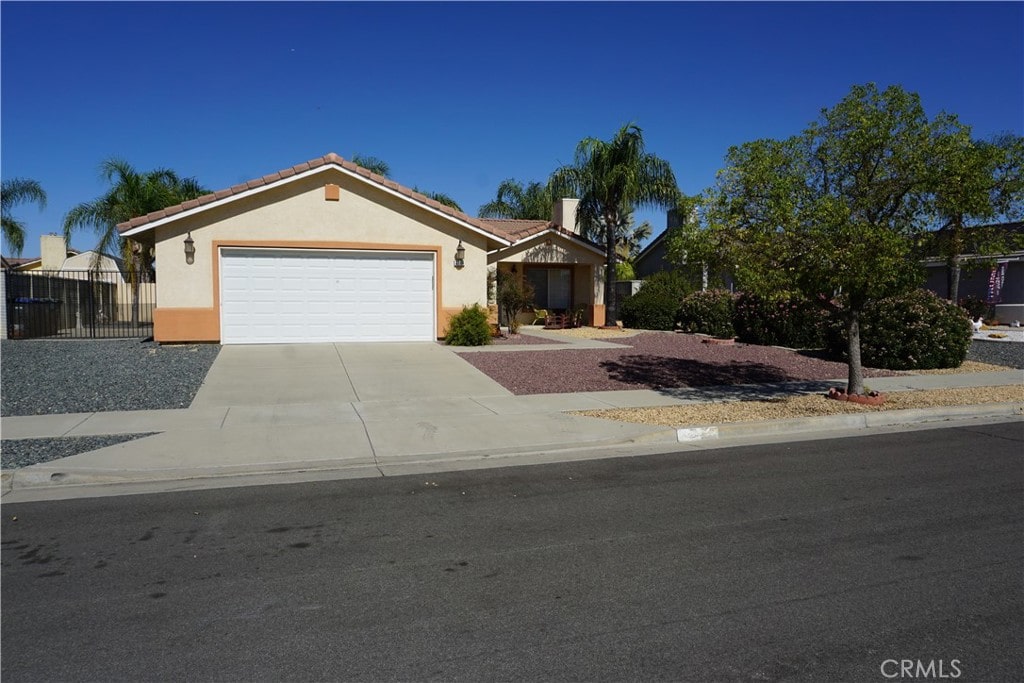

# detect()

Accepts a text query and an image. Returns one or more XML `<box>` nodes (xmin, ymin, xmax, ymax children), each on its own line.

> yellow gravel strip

<box><xmin>543</xmin><ymin>326</ymin><xmax>644</xmax><ymax>339</ymax></box>
<box><xmin>901</xmin><ymin>361</ymin><xmax>1010</xmax><ymax>375</ymax></box>
<box><xmin>573</xmin><ymin>385</ymin><xmax>1024</xmax><ymax>427</ymax></box>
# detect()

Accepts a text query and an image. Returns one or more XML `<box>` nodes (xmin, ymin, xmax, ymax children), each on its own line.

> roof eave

<box><xmin>118</xmin><ymin>163</ymin><xmax>511</xmax><ymax>247</ymax></box>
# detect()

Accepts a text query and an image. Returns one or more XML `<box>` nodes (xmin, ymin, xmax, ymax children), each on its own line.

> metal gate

<box><xmin>3</xmin><ymin>270</ymin><xmax>155</xmax><ymax>339</ymax></box>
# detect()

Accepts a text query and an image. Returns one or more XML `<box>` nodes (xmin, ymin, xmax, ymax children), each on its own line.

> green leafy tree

<box><xmin>929</xmin><ymin>131</ymin><xmax>1024</xmax><ymax>300</ymax></box>
<box><xmin>681</xmin><ymin>84</ymin><xmax>943</xmax><ymax>395</ymax></box>
<box><xmin>550</xmin><ymin>123</ymin><xmax>679</xmax><ymax>324</ymax></box>
<box><xmin>63</xmin><ymin>158</ymin><xmax>208</xmax><ymax>324</ymax></box>
<box><xmin>1</xmin><ymin>177</ymin><xmax>47</xmax><ymax>256</ymax></box>
<box><xmin>479</xmin><ymin>179</ymin><xmax>558</xmax><ymax>220</ymax></box>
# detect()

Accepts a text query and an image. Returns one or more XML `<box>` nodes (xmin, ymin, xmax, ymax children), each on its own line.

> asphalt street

<box><xmin>2</xmin><ymin>421</ymin><xmax>1022</xmax><ymax>682</ymax></box>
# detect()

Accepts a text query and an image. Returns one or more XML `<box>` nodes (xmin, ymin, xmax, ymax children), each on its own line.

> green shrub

<box><xmin>733</xmin><ymin>292</ymin><xmax>829</xmax><ymax>348</ymax></box>
<box><xmin>620</xmin><ymin>271</ymin><xmax>698</xmax><ymax>330</ymax></box>
<box><xmin>444</xmin><ymin>304</ymin><xmax>492</xmax><ymax>346</ymax></box>
<box><xmin>827</xmin><ymin>290</ymin><xmax>972</xmax><ymax>370</ymax></box>
<box><xmin>620</xmin><ymin>290</ymin><xmax>678</xmax><ymax>330</ymax></box>
<box><xmin>677</xmin><ymin>289</ymin><xmax>736</xmax><ymax>338</ymax></box>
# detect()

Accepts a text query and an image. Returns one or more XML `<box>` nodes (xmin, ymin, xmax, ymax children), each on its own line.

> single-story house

<box><xmin>117</xmin><ymin>153</ymin><xmax>607</xmax><ymax>344</ymax></box>
<box><xmin>3</xmin><ymin>234</ymin><xmax>149</xmax><ymax>324</ymax></box>
<box><xmin>920</xmin><ymin>222</ymin><xmax>1024</xmax><ymax>323</ymax></box>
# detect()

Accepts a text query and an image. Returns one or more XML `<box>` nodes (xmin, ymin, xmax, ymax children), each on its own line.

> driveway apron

<box><xmin>189</xmin><ymin>342</ymin><xmax>512</xmax><ymax>409</ymax></box>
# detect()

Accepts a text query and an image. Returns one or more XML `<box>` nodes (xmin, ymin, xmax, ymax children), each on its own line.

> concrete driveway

<box><xmin>190</xmin><ymin>342</ymin><xmax>513</xmax><ymax>408</ymax></box>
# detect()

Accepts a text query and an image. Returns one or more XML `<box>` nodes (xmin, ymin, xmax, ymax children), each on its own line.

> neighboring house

<box><xmin>116</xmin><ymin>153</ymin><xmax>607</xmax><ymax>344</ymax></box>
<box><xmin>921</xmin><ymin>222</ymin><xmax>1024</xmax><ymax>324</ymax></box>
<box><xmin>4</xmin><ymin>235</ymin><xmax>149</xmax><ymax>324</ymax></box>
<box><xmin>633</xmin><ymin>230</ymin><xmax>672</xmax><ymax>279</ymax></box>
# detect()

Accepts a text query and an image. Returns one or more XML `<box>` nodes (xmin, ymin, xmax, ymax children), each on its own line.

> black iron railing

<box><xmin>3</xmin><ymin>270</ymin><xmax>156</xmax><ymax>339</ymax></box>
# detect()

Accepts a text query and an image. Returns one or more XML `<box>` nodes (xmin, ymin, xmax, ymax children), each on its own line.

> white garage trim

<box><xmin>219</xmin><ymin>247</ymin><xmax>436</xmax><ymax>344</ymax></box>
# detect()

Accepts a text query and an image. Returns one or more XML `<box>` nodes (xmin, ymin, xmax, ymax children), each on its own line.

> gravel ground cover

<box><xmin>575</xmin><ymin>385</ymin><xmax>1024</xmax><ymax>427</ymax></box>
<box><xmin>967</xmin><ymin>339</ymin><xmax>1024</xmax><ymax>368</ymax></box>
<box><xmin>543</xmin><ymin>327</ymin><xmax>643</xmax><ymax>340</ymax></box>
<box><xmin>488</xmin><ymin>333</ymin><xmax>565</xmax><ymax>346</ymax></box>
<box><xmin>1</xmin><ymin>433</ymin><xmax>157</xmax><ymax>470</ymax></box>
<box><xmin>1</xmin><ymin>340</ymin><xmax>221</xmax><ymax>416</ymax></box>
<box><xmin>458</xmin><ymin>332</ymin><xmax>898</xmax><ymax>395</ymax></box>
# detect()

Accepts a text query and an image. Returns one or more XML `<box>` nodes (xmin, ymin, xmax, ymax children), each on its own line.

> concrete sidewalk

<box><xmin>3</xmin><ymin>368</ymin><xmax>1021</xmax><ymax>498</ymax></box>
<box><xmin>1</xmin><ymin>330</ymin><xmax>1021</xmax><ymax>500</ymax></box>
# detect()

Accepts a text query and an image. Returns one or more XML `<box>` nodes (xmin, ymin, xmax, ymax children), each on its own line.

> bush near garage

<box><xmin>676</xmin><ymin>289</ymin><xmax>736</xmax><ymax>338</ymax></box>
<box><xmin>827</xmin><ymin>289</ymin><xmax>972</xmax><ymax>370</ymax></box>
<box><xmin>444</xmin><ymin>304</ymin><xmax>492</xmax><ymax>346</ymax></box>
<box><xmin>620</xmin><ymin>270</ymin><xmax>697</xmax><ymax>331</ymax></box>
<box><xmin>732</xmin><ymin>292</ymin><xmax>830</xmax><ymax>349</ymax></box>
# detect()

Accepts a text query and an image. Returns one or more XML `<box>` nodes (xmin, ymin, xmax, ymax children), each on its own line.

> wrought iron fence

<box><xmin>3</xmin><ymin>270</ymin><xmax>156</xmax><ymax>339</ymax></box>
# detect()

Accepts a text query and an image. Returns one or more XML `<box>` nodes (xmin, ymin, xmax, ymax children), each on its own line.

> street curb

<box><xmin>2</xmin><ymin>404</ymin><xmax>1020</xmax><ymax>500</ymax></box>
<box><xmin>0</xmin><ymin>429</ymin><xmax>681</xmax><ymax>494</ymax></box>
<box><xmin>675</xmin><ymin>403</ymin><xmax>1023</xmax><ymax>442</ymax></box>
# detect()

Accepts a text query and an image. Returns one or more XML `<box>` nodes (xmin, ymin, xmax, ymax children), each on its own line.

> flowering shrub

<box><xmin>676</xmin><ymin>289</ymin><xmax>736</xmax><ymax>338</ymax></box>
<box><xmin>828</xmin><ymin>290</ymin><xmax>972</xmax><ymax>370</ymax></box>
<box><xmin>732</xmin><ymin>293</ymin><xmax>830</xmax><ymax>348</ymax></box>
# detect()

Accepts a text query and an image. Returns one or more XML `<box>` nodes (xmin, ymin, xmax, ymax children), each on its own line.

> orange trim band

<box><xmin>154</xmin><ymin>308</ymin><xmax>219</xmax><ymax>343</ymax></box>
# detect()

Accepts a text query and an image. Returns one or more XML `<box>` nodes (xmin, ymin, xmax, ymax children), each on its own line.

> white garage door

<box><xmin>220</xmin><ymin>248</ymin><xmax>435</xmax><ymax>344</ymax></box>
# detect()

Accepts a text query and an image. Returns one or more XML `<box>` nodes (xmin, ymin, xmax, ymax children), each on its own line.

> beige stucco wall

<box><xmin>152</xmin><ymin>169</ymin><xmax>491</xmax><ymax>315</ymax></box>
<box><xmin>488</xmin><ymin>233</ymin><xmax>604</xmax><ymax>266</ymax></box>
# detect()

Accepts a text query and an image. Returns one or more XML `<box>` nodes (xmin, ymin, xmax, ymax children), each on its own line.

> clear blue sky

<box><xmin>2</xmin><ymin>1</ymin><xmax>1022</xmax><ymax>255</ymax></box>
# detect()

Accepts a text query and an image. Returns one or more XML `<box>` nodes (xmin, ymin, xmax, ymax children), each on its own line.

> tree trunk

<box><xmin>846</xmin><ymin>309</ymin><xmax>864</xmax><ymax>396</ymax></box>
<box><xmin>946</xmin><ymin>257</ymin><xmax>961</xmax><ymax>303</ymax></box>
<box><xmin>605</xmin><ymin>213</ymin><xmax>619</xmax><ymax>325</ymax></box>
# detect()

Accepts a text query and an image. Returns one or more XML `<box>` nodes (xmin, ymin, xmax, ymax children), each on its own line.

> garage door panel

<box><xmin>220</xmin><ymin>249</ymin><xmax>436</xmax><ymax>344</ymax></box>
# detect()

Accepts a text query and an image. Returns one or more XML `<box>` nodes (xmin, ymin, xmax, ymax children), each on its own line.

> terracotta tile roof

<box><xmin>114</xmin><ymin>153</ymin><xmax>605</xmax><ymax>253</ymax></box>
<box><xmin>116</xmin><ymin>153</ymin><xmax>506</xmax><ymax>240</ymax></box>
<box><xmin>477</xmin><ymin>218</ymin><xmax>604</xmax><ymax>252</ymax></box>
<box><xmin>2</xmin><ymin>256</ymin><xmax>39</xmax><ymax>268</ymax></box>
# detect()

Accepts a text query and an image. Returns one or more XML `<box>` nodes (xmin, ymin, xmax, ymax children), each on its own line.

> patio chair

<box><xmin>531</xmin><ymin>308</ymin><xmax>548</xmax><ymax>325</ymax></box>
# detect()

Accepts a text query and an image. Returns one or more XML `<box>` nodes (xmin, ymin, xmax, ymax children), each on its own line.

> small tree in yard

<box><xmin>496</xmin><ymin>269</ymin><xmax>534</xmax><ymax>335</ymax></box>
<box><xmin>679</xmin><ymin>84</ymin><xmax>945</xmax><ymax>396</ymax></box>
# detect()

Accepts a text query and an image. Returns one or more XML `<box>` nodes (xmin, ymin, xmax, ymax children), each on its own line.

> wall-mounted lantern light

<box><xmin>454</xmin><ymin>240</ymin><xmax>465</xmax><ymax>269</ymax></box>
<box><xmin>184</xmin><ymin>232</ymin><xmax>195</xmax><ymax>265</ymax></box>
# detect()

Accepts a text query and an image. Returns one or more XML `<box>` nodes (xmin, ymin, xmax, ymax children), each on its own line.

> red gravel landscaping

<box><xmin>457</xmin><ymin>332</ymin><xmax>897</xmax><ymax>395</ymax></box>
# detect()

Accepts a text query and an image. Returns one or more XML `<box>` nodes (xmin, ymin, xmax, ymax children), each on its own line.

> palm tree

<box><xmin>550</xmin><ymin>124</ymin><xmax>679</xmax><ymax>323</ymax></box>
<box><xmin>351</xmin><ymin>154</ymin><xmax>391</xmax><ymax>177</ymax></box>
<box><xmin>413</xmin><ymin>188</ymin><xmax>463</xmax><ymax>212</ymax></box>
<box><xmin>479</xmin><ymin>179</ymin><xmax>558</xmax><ymax>220</ymax></box>
<box><xmin>63</xmin><ymin>158</ymin><xmax>208</xmax><ymax>324</ymax></box>
<box><xmin>1</xmin><ymin>177</ymin><xmax>47</xmax><ymax>256</ymax></box>
<box><xmin>349</xmin><ymin>154</ymin><xmax>463</xmax><ymax>211</ymax></box>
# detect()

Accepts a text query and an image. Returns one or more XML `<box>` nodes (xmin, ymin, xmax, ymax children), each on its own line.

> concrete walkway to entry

<box><xmin>2</xmin><ymin>338</ymin><xmax>1021</xmax><ymax>500</ymax></box>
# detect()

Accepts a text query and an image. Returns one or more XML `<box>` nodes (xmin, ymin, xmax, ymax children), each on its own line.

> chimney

<box><xmin>41</xmin><ymin>234</ymin><xmax>68</xmax><ymax>270</ymax></box>
<box><xmin>552</xmin><ymin>198</ymin><xmax>580</xmax><ymax>234</ymax></box>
